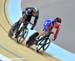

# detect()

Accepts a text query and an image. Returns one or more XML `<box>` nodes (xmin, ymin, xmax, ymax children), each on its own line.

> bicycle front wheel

<box><xmin>17</xmin><ymin>29</ymin><xmax>28</xmax><ymax>44</ymax></box>
<box><xmin>36</xmin><ymin>38</ymin><xmax>51</xmax><ymax>52</ymax></box>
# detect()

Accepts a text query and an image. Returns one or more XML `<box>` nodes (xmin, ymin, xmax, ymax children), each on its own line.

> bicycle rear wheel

<box><xmin>26</xmin><ymin>32</ymin><xmax>39</xmax><ymax>47</ymax></box>
<box><xmin>8</xmin><ymin>23</ymin><xmax>17</xmax><ymax>38</ymax></box>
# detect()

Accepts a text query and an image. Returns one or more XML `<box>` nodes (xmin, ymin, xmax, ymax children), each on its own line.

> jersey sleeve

<box><xmin>54</xmin><ymin>24</ymin><xmax>60</xmax><ymax>40</ymax></box>
<box><xmin>32</xmin><ymin>15</ymin><xmax>39</xmax><ymax>29</ymax></box>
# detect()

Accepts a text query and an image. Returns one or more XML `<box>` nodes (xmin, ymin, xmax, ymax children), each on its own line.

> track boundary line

<box><xmin>4</xmin><ymin>0</ymin><xmax>12</xmax><ymax>26</ymax></box>
<box><xmin>0</xmin><ymin>0</ymin><xmax>23</xmax><ymax>59</ymax></box>
<box><xmin>0</xmin><ymin>23</ymin><xmax>7</xmax><ymax>32</ymax></box>
<box><xmin>0</xmin><ymin>44</ymin><xmax>22</xmax><ymax>58</ymax></box>
<box><xmin>0</xmin><ymin>0</ymin><xmax>11</xmax><ymax>33</ymax></box>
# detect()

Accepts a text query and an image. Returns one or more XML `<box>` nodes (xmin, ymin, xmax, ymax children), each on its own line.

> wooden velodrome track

<box><xmin>0</xmin><ymin>0</ymin><xmax>60</xmax><ymax>61</ymax></box>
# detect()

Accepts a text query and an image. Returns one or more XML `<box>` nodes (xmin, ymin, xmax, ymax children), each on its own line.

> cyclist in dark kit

<box><xmin>15</xmin><ymin>7</ymin><xmax>39</xmax><ymax>38</ymax></box>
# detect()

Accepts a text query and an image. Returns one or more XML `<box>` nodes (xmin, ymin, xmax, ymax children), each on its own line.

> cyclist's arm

<box><xmin>48</xmin><ymin>24</ymin><xmax>53</xmax><ymax>33</ymax></box>
<box><xmin>32</xmin><ymin>16</ymin><xmax>39</xmax><ymax>29</ymax></box>
<box><xmin>54</xmin><ymin>24</ymin><xmax>60</xmax><ymax>40</ymax></box>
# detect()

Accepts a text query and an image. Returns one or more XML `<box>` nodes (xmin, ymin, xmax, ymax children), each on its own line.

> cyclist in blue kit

<box><xmin>38</xmin><ymin>17</ymin><xmax>62</xmax><ymax>41</ymax></box>
<box><xmin>26</xmin><ymin>17</ymin><xmax>62</xmax><ymax>46</ymax></box>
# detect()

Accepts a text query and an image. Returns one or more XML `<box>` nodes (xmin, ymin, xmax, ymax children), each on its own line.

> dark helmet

<box><xmin>22</xmin><ymin>11</ymin><xmax>25</xmax><ymax>14</ymax></box>
<box><xmin>55</xmin><ymin>17</ymin><xmax>62</xmax><ymax>23</ymax></box>
<box><xmin>22</xmin><ymin>11</ymin><xmax>25</xmax><ymax>16</ymax></box>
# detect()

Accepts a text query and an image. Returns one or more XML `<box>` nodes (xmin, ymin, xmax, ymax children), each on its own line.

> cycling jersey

<box><xmin>44</xmin><ymin>19</ymin><xmax>60</xmax><ymax>40</ymax></box>
<box><xmin>23</xmin><ymin>7</ymin><xmax>39</xmax><ymax>28</ymax></box>
<box><xmin>44</xmin><ymin>19</ymin><xmax>53</xmax><ymax>32</ymax></box>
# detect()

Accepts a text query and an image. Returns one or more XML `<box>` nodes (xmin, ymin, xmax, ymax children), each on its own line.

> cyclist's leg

<box><xmin>12</xmin><ymin>21</ymin><xmax>19</xmax><ymax>31</ymax></box>
<box><xmin>39</xmin><ymin>23</ymin><xmax>50</xmax><ymax>37</ymax></box>
<box><xmin>37</xmin><ymin>29</ymin><xmax>48</xmax><ymax>39</ymax></box>
<box><xmin>15</xmin><ymin>24</ymin><xmax>21</xmax><ymax>38</ymax></box>
<box><xmin>15</xmin><ymin>22</ymin><xmax>22</xmax><ymax>38</ymax></box>
<box><xmin>15</xmin><ymin>21</ymin><xmax>28</xmax><ymax>38</ymax></box>
<box><xmin>22</xmin><ymin>21</ymin><xmax>28</xmax><ymax>30</ymax></box>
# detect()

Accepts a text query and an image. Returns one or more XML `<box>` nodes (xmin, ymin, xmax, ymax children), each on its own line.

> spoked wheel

<box><xmin>17</xmin><ymin>29</ymin><xmax>28</xmax><ymax>44</ymax></box>
<box><xmin>36</xmin><ymin>37</ymin><xmax>51</xmax><ymax>53</ymax></box>
<box><xmin>8</xmin><ymin>23</ymin><xmax>17</xmax><ymax>38</ymax></box>
<box><xmin>8</xmin><ymin>27</ymin><xmax>13</xmax><ymax>37</ymax></box>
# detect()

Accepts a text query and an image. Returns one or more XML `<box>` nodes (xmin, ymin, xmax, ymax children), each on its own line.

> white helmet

<box><xmin>33</xmin><ymin>7</ymin><xmax>39</xmax><ymax>13</ymax></box>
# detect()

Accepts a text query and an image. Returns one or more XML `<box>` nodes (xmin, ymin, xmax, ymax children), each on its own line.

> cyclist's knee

<box><xmin>23</xmin><ymin>22</ymin><xmax>28</xmax><ymax>29</ymax></box>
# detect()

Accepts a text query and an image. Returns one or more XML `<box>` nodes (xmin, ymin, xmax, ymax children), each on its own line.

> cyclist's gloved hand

<box><xmin>52</xmin><ymin>38</ymin><xmax>56</xmax><ymax>41</ymax></box>
<box><xmin>52</xmin><ymin>39</ymin><xmax>55</xmax><ymax>41</ymax></box>
<box><xmin>31</xmin><ymin>27</ymin><xmax>34</xmax><ymax>30</ymax></box>
<box><xmin>31</xmin><ymin>25</ymin><xmax>35</xmax><ymax>30</ymax></box>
